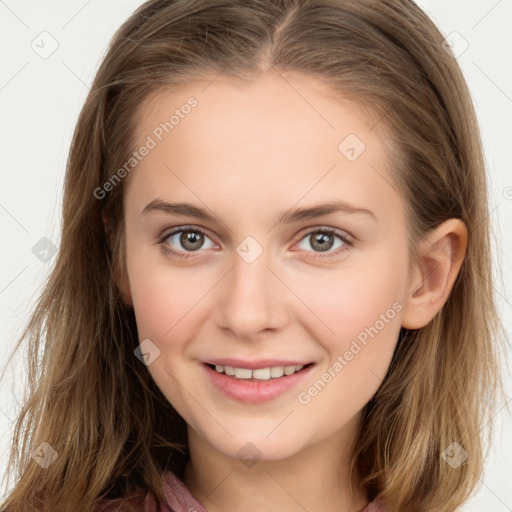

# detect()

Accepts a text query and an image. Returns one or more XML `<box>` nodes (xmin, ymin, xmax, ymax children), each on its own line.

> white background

<box><xmin>0</xmin><ymin>0</ymin><xmax>511</xmax><ymax>509</ymax></box>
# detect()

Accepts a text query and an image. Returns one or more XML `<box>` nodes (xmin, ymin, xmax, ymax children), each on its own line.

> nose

<box><xmin>213</xmin><ymin>246</ymin><xmax>289</xmax><ymax>341</ymax></box>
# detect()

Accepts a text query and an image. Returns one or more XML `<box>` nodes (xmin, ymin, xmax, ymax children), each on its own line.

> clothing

<box><xmin>100</xmin><ymin>470</ymin><xmax>388</xmax><ymax>511</ymax></box>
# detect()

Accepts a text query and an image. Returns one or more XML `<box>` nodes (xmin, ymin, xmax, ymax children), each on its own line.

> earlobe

<box><xmin>102</xmin><ymin>211</ymin><xmax>133</xmax><ymax>307</ymax></box>
<box><xmin>115</xmin><ymin>268</ymin><xmax>133</xmax><ymax>307</ymax></box>
<box><xmin>114</xmin><ymin>243</ymin><xmax>133</xmax><ymax>308</ymax></box>
<box><xmin>401</xmin><ymin>218</ymin><xmax>468</xmax><ymax>330</ymax></box>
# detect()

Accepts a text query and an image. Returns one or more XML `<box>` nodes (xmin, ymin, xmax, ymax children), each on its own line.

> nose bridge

<box><xmin>215</xmin><ymin>238</ymin><xmax>286</xmax><ymax>338</ymax></box>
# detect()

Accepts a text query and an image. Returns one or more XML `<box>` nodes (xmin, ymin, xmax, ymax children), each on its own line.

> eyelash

<box><xmin>158</xmin><ymin>225</ymin><xmax>353</xmax><ymax>260</ymax></box>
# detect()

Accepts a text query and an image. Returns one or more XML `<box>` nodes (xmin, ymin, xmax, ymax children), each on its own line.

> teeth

<box><xmin>212</xmin><ymin>364</ymin><xmax>305</xmax><ymax>380</ymax></box>
<box><xmin>252</xmin><ymin>367</ymin><xmax>271</xmax><ymax>380</ymax></box>
<box><xmin>284</xmin><ymin>365</ymin><xmax>297</xmax><ymax>375</ymax></box>
<box><xmin>234</xmin><ymin>367</ymin><xmax>252</xmax><ymax>379</ymax></box>
<box><xmin>270</xmin><ymin>366</ymin><xmax>284</xmax><ymax>378</ymax></box>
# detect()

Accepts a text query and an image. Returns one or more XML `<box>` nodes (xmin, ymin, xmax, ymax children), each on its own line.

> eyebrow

<box><xmin>141</xmin><ymin>199</ymin><xmax>377</xmax><ymax>224</ymax></box>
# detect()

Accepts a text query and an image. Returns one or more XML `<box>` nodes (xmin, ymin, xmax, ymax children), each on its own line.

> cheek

<box><xmin>291</xmin><ymin>258</ymin><xmax>404</xmax><ymax>349</ymax></box>
<box><xmin>128</xmin><ymin>254</ymin><xmax>214</xmax><ymax>341</ymax></box>
<box><xmin>293</xmin><ymin>275</ymin><xmax>402</xmax><ymax>422</ymax></box>
<box><xmin>126</xmin><ymin>258</ymin><xmax>211</xmax><ymax>415</ymax></box>
<box><xmin>289</xmin><ymin>255</ymin><xmax>404</xmax><ymax>412</ymax></box>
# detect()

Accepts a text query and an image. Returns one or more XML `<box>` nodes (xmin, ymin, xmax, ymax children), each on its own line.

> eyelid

<box><xmin>295</xmin><ymin>225</ymin><xmax>353</xmax><ymax>243</ymax></box>
<box><xmin>159</xmin><ymin>224</ymin><xmax>214</xmax><ymax>242</ymax></box>
<box><xmin>158</xmin><ymin>224</ymin><xmax>354</xmax><ymax>244</ymax></box>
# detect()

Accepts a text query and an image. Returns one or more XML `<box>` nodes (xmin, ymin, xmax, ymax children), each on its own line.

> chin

<box><xmin>206</xmin><ymin>429</ymin><xmax>308</xmax><ymax>464</ymax></box>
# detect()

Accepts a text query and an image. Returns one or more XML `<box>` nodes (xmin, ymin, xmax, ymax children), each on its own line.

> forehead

<box><xmin>134</xmin><ymin>71</ymin><xmax>382</xmax><ymax>154</ymax></box>
<box><xmin>125</xmin><ymin>71</ymin><xmax>402</xmax><ymax>224</ymax></box>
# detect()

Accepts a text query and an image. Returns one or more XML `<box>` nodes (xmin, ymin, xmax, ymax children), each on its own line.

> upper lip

<box><xmin>204</xmin><ymin>358</ymin><xmax>314</xmax><ymax>370</ymax></box>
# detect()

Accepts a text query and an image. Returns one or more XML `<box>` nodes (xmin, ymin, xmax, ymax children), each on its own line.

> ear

<box><xmin>401</xmin><ymin>218</ymin><xmax>468</xmax><ymax>330</ymax></box>
<box><xmin>102</xmin><ymin>211</ymin><xmax>133</xmax><ymax>307</ymax></box>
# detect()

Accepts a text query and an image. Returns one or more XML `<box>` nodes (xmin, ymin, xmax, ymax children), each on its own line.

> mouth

<box><xmin>204</xmin><ymin>362</ymin><xmax>315</xmax><ymax>382</ymax></box>
<box><xmin>202</xmin><ymin>360</ymin><xmax>316</xmax><ymax>404</ymax></box>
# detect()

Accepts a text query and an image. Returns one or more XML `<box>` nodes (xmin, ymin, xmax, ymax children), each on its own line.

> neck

<box><xmin>183</xmin><ymin>415</ymin><xmax>368</xmax><ymax>512</ymax></box>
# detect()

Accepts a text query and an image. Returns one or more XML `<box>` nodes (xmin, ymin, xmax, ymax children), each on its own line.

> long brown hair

<box><xmin>1</xmin><ymin>1</ymin><xmax>507</xmax><ymax>510</ymax></box>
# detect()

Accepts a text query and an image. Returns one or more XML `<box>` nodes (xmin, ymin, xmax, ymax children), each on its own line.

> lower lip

<box><xmin>202</xmin><ymin>363</ymin><xmax>315</xmax><ymax>404</ymax></box>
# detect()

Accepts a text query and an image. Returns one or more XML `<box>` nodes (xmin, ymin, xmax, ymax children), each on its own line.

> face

<box><xmin>121</xmin><ymin>71</ymin><xmax>411</xmax><ymax>462</ymax></box>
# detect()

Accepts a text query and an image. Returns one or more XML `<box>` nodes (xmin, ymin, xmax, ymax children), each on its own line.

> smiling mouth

<box><xmin>205</xmin><ymin>362</ymin><xmax>315</xmax><ymax>381</ymax></box>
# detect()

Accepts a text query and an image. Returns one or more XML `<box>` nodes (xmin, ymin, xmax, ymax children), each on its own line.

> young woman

<box><xmin>1</xmin><ymin>1</ymin><xmax>506</xmax><ymax>510</ymax></box>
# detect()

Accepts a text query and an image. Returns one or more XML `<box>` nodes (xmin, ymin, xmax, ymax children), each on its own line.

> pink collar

<box><xmin>161</xmin><ymin>471</ymin><xmax>387</xmax><ymax>512</ymax></box>
<box><xmin>100</xmin><ymin>470</ymin><xmax>387</xmax><ymax>511</ymax></box>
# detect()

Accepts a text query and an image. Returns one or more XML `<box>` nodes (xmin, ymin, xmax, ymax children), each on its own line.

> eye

<box><xmin>158</xmin><ymin>225</ymin><xmax>353</xmax><ymax>260</ymax></box>
<box><xmin>159</xmin><ymin>226</ymin><xmax>217</xmax><ymax>258</ymax></box>
<box><xmin>295</xmin><ymin>227</ymin><xmax>352</xmax><ymax>257</ymax></box>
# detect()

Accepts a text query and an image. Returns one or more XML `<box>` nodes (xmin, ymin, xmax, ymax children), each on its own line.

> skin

<box><xmin>116</xmin><ymin>71</ymin><xmax>468</xmax><ymax>512</ymax></box>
